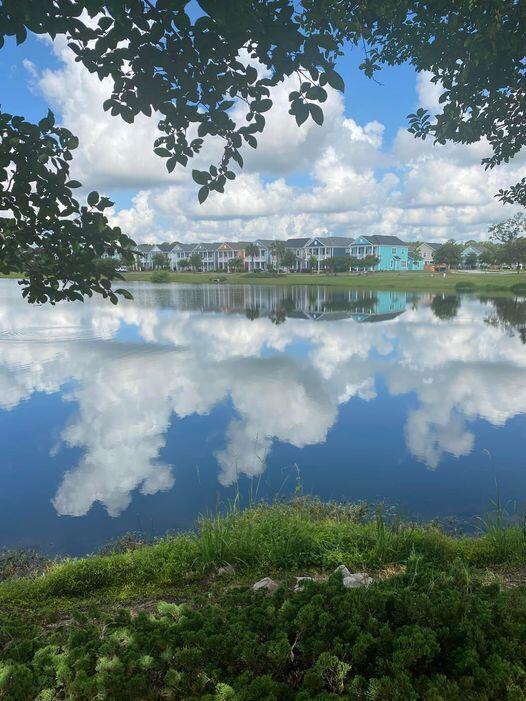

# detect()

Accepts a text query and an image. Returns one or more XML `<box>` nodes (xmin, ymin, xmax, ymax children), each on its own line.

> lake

<box><xmin>1</xmin><ymin>279</ymin><xmax>525</xmax><ymax>555</ymax></box>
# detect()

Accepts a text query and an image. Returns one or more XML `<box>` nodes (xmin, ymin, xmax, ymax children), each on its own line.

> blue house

<box><xmin>347</xmin><ymin>235</ymin><xmax>424</xmax><ymax>271</ymax></box>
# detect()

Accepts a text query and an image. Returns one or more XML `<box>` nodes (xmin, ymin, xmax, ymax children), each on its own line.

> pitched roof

<box><xmin>135</xmin><ymin>243</ymin><xmax>155</xmax><ymax>253</ymax></box>
<box><xmin>158</xmin><ymin>242</ymin><xmax>180</xmax><ymax>252</ymax></box>
<box><xmin>256</xmin><ymin>239</ymin><xmax>280</xmax><ymax>247</ymax></box>
<box><xmin>357</xmin><ymin>235</ymin><xmax>406</xmax><ymax>246</ymax></box>
<box><xmin>318</xmin><ymin>236</ymin><xmax>355</xmax><ymax>247</ymax></box>
<box><xmin>424</xmin><ymin>242</ymin><xmax>443</xmax><ymax>251</ymax></box>
<box><xmin>285</xmin><ymin>238</ymin><xmax>311</xmax><ymax>248</ymax></box>
<box><xmin>193</xmin><ymin>242</ymin><xmax>221</xmax><ymax>251</ymax></box>
<box><xmin>463</xmin><ymin>243</ymin><xmax>488</xmax><ymax>255</ymax></box>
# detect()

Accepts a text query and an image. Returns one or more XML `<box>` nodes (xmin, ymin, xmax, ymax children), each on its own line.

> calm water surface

<box><xmin>1</xmin><ymin>279</ymin><xmax>525</xmax><ymax>555</ymax></box>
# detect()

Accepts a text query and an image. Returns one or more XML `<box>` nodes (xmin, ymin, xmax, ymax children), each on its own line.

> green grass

<box><xmin>4</xmin><ymin>269</ymin><xmax>525</xmax><ymax>293</ymax></box>
<box><xmin>118</xmin><ymin>270</ymin><xmax>526</xmax><ymax>293</ymax></box>
<box><xmin>2</xmin><ymin>500</ymin><xmax>526</xmax><ymax>700</ymax></box>
<box><xmin>1</xmin><ymin>499</ymin><xmax>525</xmax><ymax>609</ymax></box>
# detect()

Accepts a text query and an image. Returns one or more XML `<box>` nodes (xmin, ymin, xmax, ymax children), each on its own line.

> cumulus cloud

<box><xmin>25</xmin><ymin>39</ymin><xmax>526</xmax><ymax>244</ymax></box>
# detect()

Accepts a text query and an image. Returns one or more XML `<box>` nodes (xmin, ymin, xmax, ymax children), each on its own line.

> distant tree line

<box><xmin>433</xmin><ymin>214</ymin><xmax>526</xmax><ymax>271</ymax></box>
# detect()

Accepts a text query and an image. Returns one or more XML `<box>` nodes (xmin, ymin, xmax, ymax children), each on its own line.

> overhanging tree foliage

<box><xmin>1</xmin><ymin>0</ymin><xmax>525</xmax><ymax>302</ymax></box>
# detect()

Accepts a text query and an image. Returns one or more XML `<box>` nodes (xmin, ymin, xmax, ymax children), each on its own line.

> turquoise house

<box><xmin>347</xmin><ymin>235</ymin><xmax>424</xmax><ymax>271</ymax></box>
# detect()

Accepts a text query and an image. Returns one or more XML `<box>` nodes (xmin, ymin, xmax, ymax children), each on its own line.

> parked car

<box><xmin>116</xmin><ymin>266</ymin><xmax>127</xmax><ymax>272</ymax></box>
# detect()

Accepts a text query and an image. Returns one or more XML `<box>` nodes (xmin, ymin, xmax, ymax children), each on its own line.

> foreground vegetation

<box><xmin>117</xmin><ymin>270</ymin><xmax>526</xmax><ymax>294</ymax></box>
<box><xmin>2</xmin><ymin>500</ymin><xmax>526</xmax><ymax>699</ymax></box>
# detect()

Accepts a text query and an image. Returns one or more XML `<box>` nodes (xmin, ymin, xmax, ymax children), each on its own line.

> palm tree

<box><xmin>270</xmin><ymin>240</ymin><xmax>286</xmax><ymax>271</ymax></box>
<box><xmin>244</xmin><ymin>243</ymin><xmax>259</xmax><ymax>271</ymax></box>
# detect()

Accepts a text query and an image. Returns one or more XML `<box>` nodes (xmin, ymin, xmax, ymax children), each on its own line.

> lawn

<box><xmin>121</xmin><ymin>269</ymin><xmax>526</xmax><ymax>293</ymax></box>
<box><xmin>3</xmin><ymin>270</ymin><xmax>525</xmax><ymax>294</ymax></box>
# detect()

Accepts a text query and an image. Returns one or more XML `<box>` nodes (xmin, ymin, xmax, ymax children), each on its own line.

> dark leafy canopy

<box><xmin>1</xmin><ymin>1</ymin><xmax>525</xmax><ymax>303</ymax></box>
<box><xmin>0</xmin><ymin>109</ymin><xmax>135</xmax><ymax>303</ymax></box>
<box><xmin>307</xmin><ymin>0</ymin><xmax>526</xmax><ymax>206</ymax></box>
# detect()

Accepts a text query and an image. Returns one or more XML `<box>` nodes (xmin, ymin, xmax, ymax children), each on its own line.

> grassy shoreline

<box><xmin>3</xmin><ymin>270</ymin><xmax>526</xmax><ymax>293</ymax></box>
<box><xmin>1</xmin><ymin>499</ymin><xmax>524</xmax><ymax>607</ymax></box>
<box><xmin>2</xmin><ymin>500</ymin><xmax>526</xmax><ymax>699</ymax></box>
<box><xmin>123</xmin><ymin>269</ymin><xmax>526</xmax><ymax>293</ymax></box>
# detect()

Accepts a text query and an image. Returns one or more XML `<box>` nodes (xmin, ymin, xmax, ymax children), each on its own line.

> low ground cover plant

<box><xmin>1</xmin><ymin>500</ymin><xmax>526</xmax><ymax>700</ymax></box>
<box><xmin>1</xmin><ymin>562</ymin><xmax>526</xmax><ymax>700</ymax></box>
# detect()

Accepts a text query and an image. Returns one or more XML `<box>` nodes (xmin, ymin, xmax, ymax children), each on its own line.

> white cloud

<box><xmin>25</xmin><ymin>43</ymin><xmax>526</xmax><ymax>244</ymax></box>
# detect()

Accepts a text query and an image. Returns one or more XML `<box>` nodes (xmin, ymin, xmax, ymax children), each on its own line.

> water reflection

<box><xmin>0</xmin><ymin>280</ymin><xmax>525</xmax><ymax>544</ymax></box>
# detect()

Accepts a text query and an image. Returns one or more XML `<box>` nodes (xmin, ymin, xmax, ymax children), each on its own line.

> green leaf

<box><xmin>254</xmin><ymin>99</ymin><xmax>272</xmax><ymax>113</ymax></box>
<box><xmin>192</xmin><ymin>170</ymin><xmax>210</xmax><ymax>185</ymax></box>
<box><xmin>198</xmin><ymin>186</ymin><xmax>209</xmax><ymax>204</ymax></box>
<box><xmin>325</xmin><ymin>69</ymin><xmax>345</xmax><ymax>92</ymax></box>
<box><xmin>66</xmin><ymin>180</ymin><xmax>82</xmax><ymax>188</ymax></box>
<box><xmin>87</xmin><ymin>191</ymin><xmax>100</xmax><ymax>206</ymax></box>
<box><xmin>309</xmin><ymin>104</ymin><xmax>324</xmax><ymax>126</ymax></box>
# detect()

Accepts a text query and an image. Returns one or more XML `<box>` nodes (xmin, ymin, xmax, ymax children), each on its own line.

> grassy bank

<box><xmin>120</xmin><ymin>269</ymin><xmax>526</xmax><ymax>293</ymax></box>
<box><xmin>4</xmin><ymin>270</ymin><xmax>526</xmax><ymax>293</ymax></box>
<box><xmin>2</xmin><ymin>500</ymin><xmax>526</xmax><ymax>699</ymax></box>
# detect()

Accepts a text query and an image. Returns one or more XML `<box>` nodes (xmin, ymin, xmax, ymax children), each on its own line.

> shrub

<box><xmin>1</xmin><ymin>564</ymin><xmax>526</xmax><ymax>700</ymax></box>
<box><xmin>151</xmin><ymin>270</ymin><xmax>171</xmax><ymax>283</ymax></box>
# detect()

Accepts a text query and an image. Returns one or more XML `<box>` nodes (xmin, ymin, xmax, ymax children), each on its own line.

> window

<box><xmin>392</xmin><ymin>247</ymin><xmax>397</xmax><ymax>254</ymax></box>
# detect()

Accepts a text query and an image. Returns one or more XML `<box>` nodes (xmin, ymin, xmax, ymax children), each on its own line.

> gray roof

<box><xmin>172</xmin><ymin>243</ymin><xmax>197</xmax><ymax>253</ymax></box>
<box><xmin>256</xmin><ymin>239</ymin><xmax>280</xmax><ymax>248</ymax></box>
<box><xmin>286</xmin><ymin>238</ymin><xmax>311</xmax><ymax>248</ymax></box>
<box><xmin>158</xmin><ymin>242</ymin><xmax>180</xmax><ymax>252</ymax></box>
<box><xmin>357</xmin><ymin>235</ymin><xmax>406</xmax><ymax>246</ymax></box>
<box><xmin>135</xmin><ymin>243</ymin><xmax>154</xmax><ymax>253</ymax></box>
<box><xmin>193</xmin><ymin>242</ymin><xmax>221</xmax><ymax>251</ymax></box>
<box><xmin>463</xmin><ymin>243</ymin><xmax>488</xmax><ymax>255</ymax></box>
<box><xmin>319</xmin><ymin>236</ymin><xmax>355</xmax><ymax>247</ymax></box>
<box><xmin>422</xmin><ymin>242</ymin><xmax>443</xmax><ymax>251</ymax></box>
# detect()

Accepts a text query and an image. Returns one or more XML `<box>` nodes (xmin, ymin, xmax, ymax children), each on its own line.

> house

<box><xmin>217</xmin><ymin>242</ymin><xmax>246</xmax><ymax>270</ymax></box>
<box><xmin>303</xmin><ymin>236</ymin><xmax>354</xmax><ymax>270</ymax></box>
<box><xmin>134</xmin><ymin>243</ymin><xmax>156</xmax><ymax>269</ymax></box>
<box><xmin>408</xmin><ymin>250</ymin><xmax>425</xmax><ymax>271</ymax></box>
<box><xmin>283</xmin><ymin>236</ymin><xmax>354</xmax><ymax>270</ymax></box>
<box><xmin>284</xmin><ymin>238</ymin><xmax>311</xmax><ymax>270</ymax></box>
<box><xmin>416</xmin><ymin>242</ymin><xmax>442</xmax><ymax>266</ymax></box>
<box><xmin>347</xmin><ymin>235</ymin><xmax>419</xmax><ymax>271</ymax></box>
<box><xmin>191</xmin><ymin>242</ymin><xmax>221</xmax><ymax>271</ymax></box>
<box><xmin>461</xmin><ymin>243</ymin><xmax>489</xmax><ymax>268</ymax></box>
<box><xmin>169</xmin><ymin>243</ymin><xmax>198</xmax><ymax>270</ymax></box>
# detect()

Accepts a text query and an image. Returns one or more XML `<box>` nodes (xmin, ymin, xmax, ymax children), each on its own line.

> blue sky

<box><xmin>1</xmin><ymin>29</ymin><xmax>523</xmax><ymax>243</ymax></box>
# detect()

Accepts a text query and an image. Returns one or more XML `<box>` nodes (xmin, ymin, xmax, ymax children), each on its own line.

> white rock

<box><xmin>217</xmin><ymin>564</ymin><xmax>235</xmax><ymax>577</ymax></box>
<box><xmin>252</xmin><ymin>577</ymin><xmax>279</xmax><ymax>593</ymax></box>
<box><xmin>334</xmin><ymin>564</ymin><xmax>351</xmax><ymax>578</ymax></box>
<box><xmin>342</xmin><ymin>572</ymin><xmax>374</xmax><ymax>589</ymax></box>
<box><xmin>294</xmin><ymin>576</ymin><xmax>315</xmax><ymax>592</ymax></box>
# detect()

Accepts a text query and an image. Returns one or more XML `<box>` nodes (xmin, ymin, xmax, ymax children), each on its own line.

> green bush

<box><xmin>1</xmin><ymin>563</ymin><xmax>526</xmax><ymax>700</ymax></box>
<box><xmin>151</xmin><ymin>270</ymin><xmax>171</xmax><ymax>283</ymax></box>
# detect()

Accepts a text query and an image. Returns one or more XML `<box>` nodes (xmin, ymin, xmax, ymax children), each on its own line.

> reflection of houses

<box><xmin>142</xmin><ymin>285</ymin><xmax>412</xmax><ymax>322</ymax></box>
<box><xmin>348</xmin><ymin>235</ymin><xmax>424</xmax><ymax>271</ymax></box>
